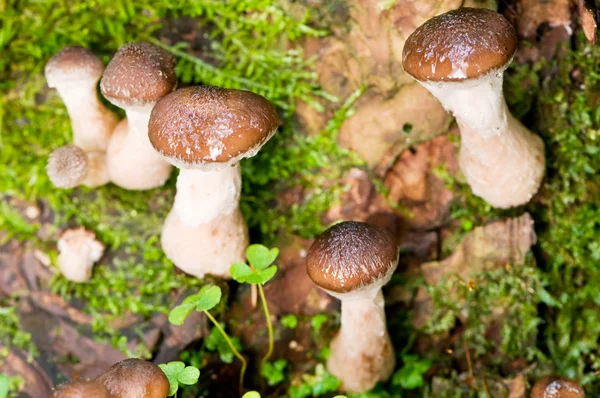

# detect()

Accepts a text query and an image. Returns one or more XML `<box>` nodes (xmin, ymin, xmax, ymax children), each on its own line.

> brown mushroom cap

<box><xmin>306</xmin><ymin>221</ymin><xmax>400</xmax><ymax>294</ymax></box>
<box><xmin>51</xmin><ymin>380</ymin><xmax>109</xmax><ymax>398</ymax></box>
<box><xmin>47</xmin><ymin>145</ymin><xmax>89</xmax><ymax>188</ymax></box>
<box><xmin>402</xmin><ymin>7</ymin><xmax>517</xmax><ymax>82</ymax></box>
<box><xmin>148</xmin><ymin>85</ymin><xmax>279</xmax><ymax>167</ymax></box>
<box><xmin>531</xmin><ymin>376</ymin><xmax>585</xmax><ymax>398</ymax></box>
<box><xmin>45</xmin><ymin>46</ymin><xmax>104</xmax><ymax>88</ymax></box>
<box><xmin>95</xmin><ymin>358</ymin><xmax>170</xmax><ymax>398</ymax></box>
<box><xmin>100</xmin><ymin>42</ymin><xmax>176</xmax><ymax>106</ymax></box>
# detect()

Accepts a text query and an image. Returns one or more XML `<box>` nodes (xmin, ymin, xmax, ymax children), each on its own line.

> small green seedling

<box><xmin>281</xmin><ymin>314</ymin><xmax>298</xmax><ymax>329</ymax></box>
<box><xmin>230</xmin><ymin>244</ymin><xmax>279</xmax><ymax>390</ymax></box>
<box><xmin>242</xmin><ymin>392</ymin><xmax>261</xmax><ymax>398</ymax></box>
<box><xmin>168</xmin><ymin>284</ymin><xmax>247</xmax><ymax>395</ymax></box>
<box><xmin>230</xmin><ymin>244</ymin><xmax>279</xmax><ymax>285</ymax></box>
<box><xmin>158</xmin><ymin>361</ymin><xmax>200</xmax><ymax>397</ymax></box>
<box><xmin>262</xmin><ymin>359</ymin><xmax>288</xmax><ymax>386</ymax></box>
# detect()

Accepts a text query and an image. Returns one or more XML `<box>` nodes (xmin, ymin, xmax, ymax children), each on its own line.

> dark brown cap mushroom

<box><xmin>46</xmin><ymin>145</ymin><xmax>89</xmax><ymax>188</ymax></box>
<box><xmin>148</xmin><ymin>85</ymin><xmax>279</xmax><ymax>167</ymax></box>
<box><xmin>51</xmin><ymin>379</ymin><xmax>109</xmax><ymax>398</ymax></box>
<box><xmin>531</xmin><ymin>376</ymin><xmax>585</xmax><ymax>398</ymax></box>
<box><xmin>100</xmin><ymin>42</ymin><xmax>177</xmax><ymax>106</ymax></box>
<box><xmin>402</xmin><ymin>7</ymin><xmax>517</xmax><ymax>82</ymax></box>
<box><xmin>306</xmin><ymin>221</ymin><xmax>399</xmax><ymax>293</ymax></box>
<box><xmin>45</xmin><ymin>46</ymin><xmax>104</xmax><ymax>88</ymax></box>
<box><xmin>95</xmin><ymin>358</ymin><xmax>170</xmax><ymax>398</ymax></box>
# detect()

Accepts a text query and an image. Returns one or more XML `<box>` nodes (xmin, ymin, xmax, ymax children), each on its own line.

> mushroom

<box><xmin>95</xmin><ymin>358</ymin><xmax>170</xmax><ymax>398</ymax></box>
<box><xmin>402</xmin><ymin>7</ymin><xmax>545</xmax><ymax>208</ymax></box>
<box><xmin>47</xmin><ymin>145</ymin><xmax>110</xmax><ymax>188</ymax></box>
<box><xmin>45</xmin><ymin>46</ymin><xmax>119</xmax><ymax>153</ymax></box>
<box><xmin>306</xmin><ymin>221</ymin><xmax>400</xmax><ymax>393</ymax></box>
<box><xmin>100</xmin><ymin>42</ymin><xmax>176</xmax><ymax>190</ymax></box>
<box><xmin>531</xmin><ymin>376</ymin><xmax>585</xmax><ymax>398</ymax></box>
<box><xmin>57</xmin><ymin>227</ymin><xmax>105</xmax><ymax>283</ymax></box>
<box><xmin>51</xmin><ymin>380</ymin><xmax>109</xmax><ymax>398</ymax></box>
<box><xmin>147</xmin><ymin>85</ymin><xmax>279</xmax><ymax>278</ymax></box>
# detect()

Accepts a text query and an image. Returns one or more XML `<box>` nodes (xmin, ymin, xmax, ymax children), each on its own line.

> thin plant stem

<box><xmin>258</xmin><ymin>284</ymin><xmax>274</xmax><ymax>392</ymax></box>
<box><xmin>204</xmin><ymin>310</ymin><xmax>247</xmax><ymax>396</ymax></box>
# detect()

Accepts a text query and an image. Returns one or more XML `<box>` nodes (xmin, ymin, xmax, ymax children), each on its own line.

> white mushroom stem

<box><xmin>421</xmin><ymin>71</ymin><xmax>545</xmax><ymax>208</ymax></box>
<box><xmin>54</xmin><ymin>83</ymin><xmax>118</xmax><ymax>152</ymax></box>
<box><xmin>327</xmin><ymin>287</ymin><xmax>395</xmax><ymax>393</ymax></box>
<box><xmin>106</xmin><ymin>104</ymin><xmax>172</xmax><ymax>190</ymax></box>
<box><xmin>159</xmin><ymin>163</ymin><xmax>246</xmax><ymax>278</ymax></box>
<box><xmin>174</xmin><ymin>165</ymin><xmax>241</xmax><ymax>227</ymax></box>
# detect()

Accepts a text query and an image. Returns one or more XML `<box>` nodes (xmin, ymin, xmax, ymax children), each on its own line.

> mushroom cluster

<box><xmin>402</xmin><ymin>7</ymin><xmax>545</xmax><ymax>208</ymax></box>
<box><xmin>45</xmin><ymin>46</ymin><xmax>119</xmax><ymax>188</ymax></box>
<box><xmin>306</xmin><ymin>221</ymin><xmax>400</xmax><ymax>393</ymax></box>
<box><xmin>147</xmin><ymin>85</ymin><xmax>279</xmax><ymax>278</ymax></box>
<box><xmin>45</xmin><ymin>42</ymin><xmax>177</xmax><ymax>190</ymax></box>
<box><xmin>51</xmin><ymin>358</ymin><xmax>169</xmax><ymax>398</ymax></box>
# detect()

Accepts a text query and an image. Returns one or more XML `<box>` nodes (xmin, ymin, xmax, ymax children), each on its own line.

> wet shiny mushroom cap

<box><xmin>46</xmin><ymin>145</ymin><xmax>89</xmax><ymax>188</ymax></box>
<box><xmin>100</xmin><ymin>42</ymin><xmax>177</xmax><ymax>106</ymax></box>
<box><xmin>148</xmin><ymin>85</ymin><xmax>279</xmax><ymax>168</ymax></box>
<box><xmin>531</xmin><ymin>376</ymin><xmax>585</xmax><ymax>398</ymax></box>
<box><xmin>51</xmin><ymin>380</ymin><xmax>109</xmax><ymax>398</ymax></box>
<box><xmin>95</xmin><ymin>358</ymin><xmax>170</xmax><ymax>398</ymax></box>
<box><xmin>402</xmin><ymin>7</ymin><xmax>517</xmax><ymax>82</ymax></box>
<box><xmin>45</xmin><ymin>46</ymin><xmax>104</xmax><ymax>88</ymax></box>
<box><xmin>306</xmin><ymin>221</ymin><xmax>400</xmax><ymax>294</ymax></box>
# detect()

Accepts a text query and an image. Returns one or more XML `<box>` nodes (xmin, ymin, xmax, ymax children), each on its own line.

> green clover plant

<box><xmin>158</xmin><ymin>361</ymin><xmax>200</xmax><ymax>397</ymax></box>
<box><xmin>168</xmin><ymin>284</ymin><xmax>247</xmax><ymax>395</ymax></box>
<box><xmin>230</xmin><ymin>245</ymin><xmax>279</xmax><ymax>391</ymax></box>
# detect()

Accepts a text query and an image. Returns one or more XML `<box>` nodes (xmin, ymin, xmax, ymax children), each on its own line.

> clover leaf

<box><xmin>168</xmin><ymin>285</ymin><xmax>222</xmax><ymax>325</ymax></box>
<box><xmin>230</xmin><ymin>245</ymin><xmax>279</xmax><ymax>284</ymax></box>
<box><xmin>158</xmin><ymin>361</ymin><xmax>200</xmax><ymax>396</ymax></box>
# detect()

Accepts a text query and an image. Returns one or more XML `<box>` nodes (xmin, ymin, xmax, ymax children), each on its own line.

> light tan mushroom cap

<box><xmin>100</xmin><ymin>42</ymin><xmax>176</xmax><ymax>106</ymax></box>
<box><xmin>96</xmin><ymin>358</ymin><xmax>170</xmax><ymax>398</ymax></box>
<box><xmin>51</xmin><ymin>380</ymin><xmax>109</xmax><ymax>398</ymax></box>
<box><xmin>306</xmin><ymin>221</ymin><xmax>400</xmax><ymax>294</ymax></box>
<box><xmin>402</xmin><ymin>7</ymin><xmax>517</xmax><ymax>82</ymax></box>
<box><xmin>47</xmin><ymin>145</ymin><xmax>89</xmax><ymax>189</ymax></box>
<box><xmin>148</xmin><ymin>85</ymin><xmax>279</xmax><ymax>168</ymax></box>
<box><xmin>531</xmin><ymin>376</ymin><xmax>585</xmax><ymax>398</ymax></box>
<box><xmin>45</xmin><ymin>46</ymin><xmax>104</xmax><ymax>88</ymax></box>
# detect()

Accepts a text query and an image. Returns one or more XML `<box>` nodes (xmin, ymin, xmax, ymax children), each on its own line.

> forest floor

<box><xmin>1</xmin><ymin>0</ymin><xmax>600</xmax><ymax>397</ymax></box>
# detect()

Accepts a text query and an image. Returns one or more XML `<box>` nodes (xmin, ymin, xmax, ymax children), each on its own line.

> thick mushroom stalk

<box><xmin>57</xmin><ymin>227</ymin><xmax>105</xmax><ymax>283</ymax></box>
<box><xmin>148</xmin><ymin>86</ymin><xmax>279</xmax><ymax>278</ymax></box>
<box><xmin>45</xmin><ymin>46</ymin><xmax>119</xmax><ymax>153</ymax></box>
<box><xmin>100</xmin><ymin>42</ymin><xmax>176</xmax><ymax>190</ymax></box>
<box><xmin>402</xmin><ymin>7</ymin><xmax>545</xmax><ymax>208</ymax></box>
<box><xmin>306</xmin><ymin>221</ymin><xmax>400</xmax><ymax>393</ymax></box>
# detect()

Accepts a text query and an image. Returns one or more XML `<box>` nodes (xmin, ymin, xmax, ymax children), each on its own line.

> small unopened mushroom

<box><xmin>402</xmin><ymin>7</ymin><xmax>545</xmax><ymax>208</ymax></box>
<box><xmin>95</xmin><ymin>358</ymin><xmax>170</xmax><ymax>398</ymax></box>
<box><xmin>51</xmin><ymin>380</ymin><xmax>109</xmax><ymax>398</ymax></box>
<box><xmin>47</xmin><ymin>145</ymin><xmax>110</xmax><ymax>188</ymax></box>
<box><xmin>531</xmin><ymin>376</ymin><xmax>585</xmax><ymax>398</ymax></box>
<box><xmin>306</xmin><ymin>221</ymin><xmax>400</xmax><ymax>393</ymax></box>
<box><xmin>45</xmin><ymin>46</ymin><xmax>119</xmax><ymax>153</ymax></box>
<box><xmin>47</xmin><ymin>145</ymin><xmax>89</xmax><ymax>188</ymax></box>
<box><xmin>148</xmin><ymin>85</ymin><xmax>279</xmax><ymax>278</ymax></box>
<box><xmin>100</xmin><ymin>42</ymin><xmax>176</xmax><ymax>190</ymax></box>
<box><xmin>57</xmin><ymin>227</ymin><xmax>105</xmax><ymax>283</ymax></box>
